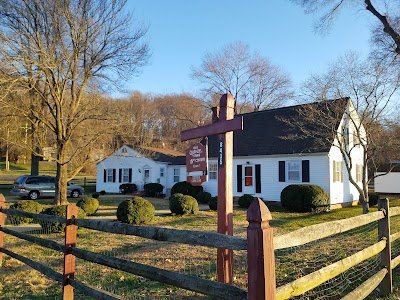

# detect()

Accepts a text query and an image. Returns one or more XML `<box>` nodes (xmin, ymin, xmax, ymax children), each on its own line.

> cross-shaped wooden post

<box><xmin>181</xmin><ymin>94</ymin><xmax>243</xmax><ymax>284</ymax></box>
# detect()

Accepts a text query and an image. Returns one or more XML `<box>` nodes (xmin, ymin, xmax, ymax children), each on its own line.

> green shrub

<box><xmin>368</xmin><ymin>192</ymin><xmax>380</xmax><ymax>207</ymax></box>
<box><xmin>209</xmin><ymin>196</ymin><xmax>218</xmax><ymax>211</ymax></box>
<box><xmin>116</xmin><ymin>197</ymin><xmax>155</xmax><ymax>225</ymax></box>
<box><xmin>119</xmin><ymin>183</ymin><xmax>137</xmax><ymax>194</ymax></box>
<box><xmin>9</xmin><ymin>200</ymin><xmax>43</xmax><ymax>225</ymax></box>
<box><xmin>238</xmin><ymin>194</ymin><xmax>255</xmax><ymax>208</ymax></box>
<box><xmin>40</xmin><ymin>205</ymin><xmax>86</xmax><ymax>233</ymax></box>
<box><xmin>197</xmin><ymin>191</ymin><xmax>212</xmax><ymax>204</ymax></box>
<box><xmin>281</xmin><ymin>184</ymin><xmax>330</xmax><ymax>213</ymax></box>
<box><xmin>92</xmin><ymin>192</ymin><xmax>100</xmax><ymax>199</ymax></box>
<box><xmin>76</xmin><ymin>197</ymin><xmax>99</xmax><ymax>215</ymax></box>
<box><xmin>100</xmin><ymin>190</ymin><xmax>106</xmax><ymax>195</ymax></box>
<box><xmin>169</xmin><ymin>193</ymin><xmax>199</xmax><ymax>215</ymax></box>
<box><xmin>191</xmin><ymin>185</ymin><xmax>204</xmax><ymax>199</ymax></box>
<box><xmin>171</xmin><ymin>181</ymin><xmax>203</xmax><ymax>199</ymax></box>
<box><xmin>143</xmin><ymin>183</ymin><xmax>164</xmax><ymax>197</ymax></box>
<box><xmin>171</xmin><ymin>181</ymin><xmax>192</xmax><ymax>196</ymax></box>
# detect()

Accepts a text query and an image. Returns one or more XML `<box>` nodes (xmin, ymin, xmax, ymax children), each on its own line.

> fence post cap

<box><xmin>247</xmin><ymin>198</ymin><xmax>272</xmax><ymax>222</ymax></box>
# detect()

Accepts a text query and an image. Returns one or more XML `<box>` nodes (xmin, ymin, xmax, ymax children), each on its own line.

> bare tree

<box><xmin>0</xmin><ymin>0</ymin><xmax>150</xmax><ymax>204</ymax></box>
<box><xmin>287</xmin><ymin>52</ymin><xmax>400</xmax><ymax>213</ymax></box>
<box><xmin>292</xmin><ymin>0</ymin><xmax>400</xmax><ymax>62</ymax></box>
<box><xmin>191</xmin><ymin>41</ymin><xmax>293</xmax><ymax>114</ymax></box>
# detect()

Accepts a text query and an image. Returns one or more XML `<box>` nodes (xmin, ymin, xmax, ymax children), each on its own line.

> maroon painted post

<box><xmin>181</xmin><ymin>94</ymin><xmax>243</xmax><ymax>284</ymax></box>
<box><xmin>247</xmin><ymin>198</ymin><xmax>276</xmax><ymax>300</ymax></box>
<box><xmin>0</xmin><ymin>194</ymin><xmax>5</xmax><ymax>267</ymax></box>
<box><xmin>63</xmin><ymin>205</ymin><xmax>78</xmax><ymax>300</ymax></box>
<box><xmin>216</xmin><ymin>94</ymin><xmax>235</xmax><ymax>284</ymax></box>
<box><xmin>378</xmin><ymin>198</ymin><xmax>392</xmax><ymax>296</ymax></box>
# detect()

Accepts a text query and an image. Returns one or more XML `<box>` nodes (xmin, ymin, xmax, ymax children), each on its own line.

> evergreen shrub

<box><xmin>238</xmin><ymin>194</ymin><xmax>255</xmax><ymax>208</ymax></box>
<box><xmin>169</xmin><ymin>193</ymin><xmax>199</xmax><ymax>215</ymax></box>
<box><xmin>197</xmin><ymin>191</ymin><xmax>212</xmax><ymax>204</ymax></box>
<box><xmin>119</xmin><ymin>183</ymin><xmax>137</xmax><ymax>194</ymax></box>
<box><xmin>143</xmin><ymin>183</ymin><xmax>163</xmax><ymax>197</ymax></box>
<box><xmin>209</xmin><ymin>196</ymin><xmax>218</xmax><ymax>211</ymax></box>
<box><xmin>92</xmin><ymin>192</ymin><xmax>100</xmax><ymax>199</ymax></box>
<box><xmin>40</xmin><ymin>205</ymin><xmax>86</xmax><ymax>233</ymax></box>
<box><xmin>116</xmin><ymin>197</ymin><xmax>155</xmax><ymax>225</ymax></box>
<box><xmin>368</xmin><ymin>192</ymin><xmax>380</xmax><ymax>207</ymax></box>
<box><xmin>9</xmin><ymin>200</ymin><xmax>43</xmax><ymax>225</ymax></box>
<box><xmin>76</xmin><ymin>197</ymin><xmax>99</xmax><ymax>215</ymax></box>
<box><xmin>281</xmin><ymin>184</ymin><xmax>330</xmax><ymax>213</ymax></box>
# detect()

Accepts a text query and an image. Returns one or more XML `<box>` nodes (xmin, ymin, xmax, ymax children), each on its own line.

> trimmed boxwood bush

<box><xmin>9</xmin><ymin>200</ymin><xmax>43</xmax><ymax>225</ymax></box>
<box><xmin>368</xmin><ymin>192</ymin><xmax>380</xmax><ymax>207</ymax></box>
<box><xmin>171</xmin><ymin>181</ymin><xmax>192</xmax><ymax>196</ymax></box>
<box><xmin>171</xmin><ymin>181</ymin><xmax>203</xmax><ymax>200</ymax></box>
<box><xmin>143</xmin><ymin>183</ymin><xmax>164</xmax><ymax>197</ymax></box>
<box><xmin>169</xmin><ymin>193</ymin><xmax>199</xmax><ymax>215</ymax></box>
<box><xmin>238</xmin><ymin>194</ymin><xmax>255</xmax><ymax>208</ymax></box>
<box><xmin>100</xmin><ymin>190</ymin><xmax>106</xmax><ymax>195</ymax></box>
<box><xmin>281</xmin><ymin>184</ymin><xmax>330</xmax><ymax>213</ymax></box>
<box><xmin>197</xmin><ymin>191</ymin><xmax>212</xmax><ymax>204</ymax></box>
<box><xmin>209</xmin><ymin>196</ymin><xmax>218</xmax><ymax>211</ymax></box>
<box><xmin>119</xmin><ymin>183</ymin><xmax>137</xmax><ymax>194</ymax></box>
<box><xmin>40</xmin><ymin>205</ymin><xmax>86</xmax><ymax>233</ymax></box>
<box><xmin>76</xmin><ymin>197</ymin><xmax>99</xmax><ymax>216</ymax></box>
<box><xmin>92</xmin><ymin>192</ymin><xmax>100</xmax><ymax>199</ymax></box>
<box><xmin>116</xmin><ymin>197</ymin><xmax>155</xmax><ymax>225</ymax></box>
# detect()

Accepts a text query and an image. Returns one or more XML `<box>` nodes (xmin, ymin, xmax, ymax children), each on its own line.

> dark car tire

<box><xmin>28</xmin><ymin>191</ymin><xmax>39</xmax><ymax>200</ymax></box>
<box><xmin>71</xmin><ymin>190</ymin><xmax>80</xmax><ymax>198</ymax></box>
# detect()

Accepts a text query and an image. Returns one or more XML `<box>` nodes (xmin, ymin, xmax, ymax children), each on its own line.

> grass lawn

<box><xmin>0</xmin><ymin>195</ymin><xmax>400</xmax><ymax>299</ymax></box>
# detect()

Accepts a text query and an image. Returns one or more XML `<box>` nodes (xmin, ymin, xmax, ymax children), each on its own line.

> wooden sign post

<box><xmin>181</xmin><ymin>94</ymin><xmax>243</xmax><ymax>284</ymax></box>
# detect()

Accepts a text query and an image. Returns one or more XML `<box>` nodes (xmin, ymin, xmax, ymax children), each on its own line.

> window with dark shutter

<box><xmin>112</xmin><ymin>169</ymin><xmax>116</xmax><ymax>183</ymax></box>
<box><xmin>237</xmin><ymin>165</ymin><xmax>242</xmax><ymax>192</ymax></box>
<box><xmin>279</xmin><ymin>161</ymin><xmax>285</xmax><ymax>182</ymax></box>
<box><xmin>302</xmin><ymin>160</ymin><xmax>310</xmax><ymax>182</ymax></box>
<box><xmin>103</xmin><ymin>169</ymin><xmax>106</xmax><ymax>182</ymax></box>
<box><xmin>119</xmin><ymin>169</ymin><xmax>122</xmax><ymax>183</ymax></box>
<box><xmin>128</xmin><ymin>168</ymin><xmax>132</xmax><ymax>182</ymax></box>
<box><xmin>255</xmin><ymin>164</ymin><xmax>261</xmax><ymax>193</ymax></box>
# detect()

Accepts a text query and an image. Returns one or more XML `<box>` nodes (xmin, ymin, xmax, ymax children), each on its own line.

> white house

<box><xmin>374</xmin><ymin>164</ymin><xmax>400</xmax><ymax>193</ymax></box>
<box><xmin>96</xmin><ymin>98</ymin><xmax>366</xmax><ymax>207</ymax></box>
<box><xmin>96</xmin><ymin>146</ymin><xmax>186</xmax><ymax>194</ymax></box>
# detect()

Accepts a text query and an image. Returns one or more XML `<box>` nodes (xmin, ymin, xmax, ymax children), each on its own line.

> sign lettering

<box><xmin>218</xmin><ymin>139</ymin><xmax>224</xmax><ymax>167</ymax></box>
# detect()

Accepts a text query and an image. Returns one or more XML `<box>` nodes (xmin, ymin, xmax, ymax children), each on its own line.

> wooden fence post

<box><xmin>0</xmin><ymin>194</ymin><xmax>5</xmax><ymax>267</ymax></box>
<box><xmin>247</xmin><ymin>198</ymin><xmax>276</xmax><ymax>300</ymax></box>
<box><xmin>378</xmin><ymin>197</ymin><xmax>392</xmax><ymax>296</ymax></box>
<box><xmin>63</xmin><ymin>204</ymin><xmax>78</xmax><ymax>300</ymax></box>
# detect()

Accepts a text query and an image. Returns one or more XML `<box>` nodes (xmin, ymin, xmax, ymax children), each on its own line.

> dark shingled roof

<box><xmin>207</xmin><ymin>98</ymin><xmax>349</xmax><ymax>158</ymax></box>
<box><xmin>137</xmin><ymin>146</ymin><xmax>186</xmax><ymax>165</ymax></box>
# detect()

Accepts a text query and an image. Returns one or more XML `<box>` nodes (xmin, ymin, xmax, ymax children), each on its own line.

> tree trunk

<box><xmin>359</xmin><ymin>191</ymin><xmax>370</xmax><ymax>214</ymax></box>
<box><xmin>54</xmin><ymin>149</ymin><xmax>69</xmax><ymax>205</ymax></box>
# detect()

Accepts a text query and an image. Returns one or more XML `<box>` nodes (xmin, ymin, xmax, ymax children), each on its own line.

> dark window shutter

<box><xmin>255</xmin><ymin>164</ymin><xmax>261</xmax><ymax>193</ymax></box>
<box><xmin>112</xmin><ymin>169</ymin><xmax>116</xmax><ymax>183</ymax></box>
<box><xmin>302</xmin><ymin>160</ymin><xmax>310</xmax><ymax>182</ymax></box>
<box><xmin>119</xmin><ymin>169</ymin><xmax>122</xmax><ymax>183</ymax></box>
<box><xmin>128</xmin><ymin>168</ymin><xmax>132</xmax><ymax>182</ymax></box>
<box><xmin>237</xmin><ymin>165</ymin><xmax>242</xmax><ymax>193</ymax></box>
<box><xmin>104</xmin><ymin>169</ymin><xmax>107</xmax><ymax>182</ymax></box>
<box><xmin>279</xmin><ymin>161</ymin><xmax>285</xmax><ymax>182</ymax></box>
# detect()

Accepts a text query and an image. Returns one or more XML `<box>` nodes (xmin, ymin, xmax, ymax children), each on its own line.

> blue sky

<box><xmin>118</xmin><ymin>1</ymin><xmax>373</xmax><ymax>98</ymax></box>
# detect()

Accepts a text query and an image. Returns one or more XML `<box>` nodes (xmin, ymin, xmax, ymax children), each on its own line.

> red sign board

<box><xmin>186</xmin><ymin>143</ymin><xmax>207</xmax><ymax>172</ymax></box>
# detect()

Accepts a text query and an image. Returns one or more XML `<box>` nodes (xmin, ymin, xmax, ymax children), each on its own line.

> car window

<box><xmin>25</xmin><ymin>177</ymin><xmax>39</xmax><ymax>184</ymax></box>
<box><xmin>15</xmin><ymin>176</ymin><xmax>27</xmax><ymax>184</ymax></box>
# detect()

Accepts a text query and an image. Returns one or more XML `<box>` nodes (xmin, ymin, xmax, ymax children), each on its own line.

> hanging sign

<box><xmin>186</xmin><ymin>143</ymin><xmax>208</xmax><ymax>172</ymax></box>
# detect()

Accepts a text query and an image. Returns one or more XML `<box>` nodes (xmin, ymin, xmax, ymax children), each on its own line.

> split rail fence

<box><xmin>0</xmin><ymin>194</ymin><xmax>400</xmax><ymax>300</ymax></box>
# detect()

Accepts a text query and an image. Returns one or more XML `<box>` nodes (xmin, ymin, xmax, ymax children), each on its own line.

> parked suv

<box><xmin>11</xmin><ymin>175</ymin><xmax>85</xmax><ymax>200</ymax></box>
